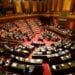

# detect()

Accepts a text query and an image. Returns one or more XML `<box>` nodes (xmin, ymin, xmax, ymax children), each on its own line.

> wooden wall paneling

<box><xmin>56</xmin><ymin>0</ymin><xmax>59</xmax><ymax>11</ymax></box>
<box><xmin>49</xmin><ymin>0</ymin><xmax>53</xmax><ymax>12</ymax></box>
<box><xmin>21</xmin><ymin>0</ymin><xmax>25</xmax><ymax>13</ymax></box>
<box><xmin>51</xmin><ymin>0</ymin><xmax>55</xmax><ymax>11</ymax></box>
<box><xmin>42</xmin><ymin>0</ymin><xmax>47</xmax><ymax>13</ymax></box>
<box><xmin>56</xmin><ymin>0</ymin><xmax>63</xmax><ymax>11</ymax></box>
<box><xmin>1</xmin><ymin>0</ymin><xmax>14</xmax><ymax>15</ymax></box>
<box><xmin>31</xmin><ymin>1</ymin><xmax>38</xmax><ymax>13</ymax></box>
<box><xmin>13</xmin><ymin>0</ymin><xmax>23</xmax><ymax>14</ymax></box>
<box><xmin>3</xmin><ymin>0</ymin><xmax>9</xmax><ymax>8</ymax></box>
<box><xmin>38</xmin><ymin>1</ymin><xmax>43</xmax><ymax>13</ymax></box>
<box><xmin>54</xmin><ymin>0</ymin><xmax>58</xmax><ymax>11</ymax></box>
<box><xmin>47</xmin><ymin>0</ymin><xmax>50</xmax><ymax>12</ymax></box>
<box><xmin>46</xmin><ymin>0</ymin><xmax>51</xmax><ymax>13</ymax></box>
<box><xmin>51</xmin><ymin>0</ymin><xmax>58</xmax><ymax>12</ymax></box>
<box><xmin>22</xmin><ymin>0</ymin><xmax>30</xmax><ymax>14</ymax></box>
<box><xmin>71</xmin><ymin>0</ymin><xmax>75</xmax><ymax>12</ymax></box>
<box><xmin>62</xmin><ymin>0</ymin><xmax>72</xmax><ymax>11</ymax></box>
<box><xmin>41</xmin><ymin>0</ymin><xmax>44</xmax><ymax>12</ymax></box>
<box><xmin>38</xmin><ymin>1</ymin><xmax>42</xmax><ymax>13</ymax></box>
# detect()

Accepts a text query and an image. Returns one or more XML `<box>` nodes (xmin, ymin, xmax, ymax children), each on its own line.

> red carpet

<box><xmin>23</xmin><ymin>33</ymin><xmax>52</xmax><ymax>75</ymax></box>
<box><xmin>43</xmin><ymin>63</ymin><xmax>52</xmax><ymax>75</ymax></box>
<box><xmin>23</xmin><ymin>33</ymin><xmax>53</xmax><ymax>46</ymax></box>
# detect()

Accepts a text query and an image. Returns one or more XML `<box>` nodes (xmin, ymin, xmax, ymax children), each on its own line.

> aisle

<box><xmin>23</xmin><ymin>33</ymin><xmax>53</xmax><ymax>46</ymax></box>
<box><xmin>23</xmin><ymin>33</ymin><xmax>53</xmax><ymax>75</ymax></box>
<box><xmin>43</xmin><ymin>63</ymin><xmax>52</xmax><ymax>75</ymax></box>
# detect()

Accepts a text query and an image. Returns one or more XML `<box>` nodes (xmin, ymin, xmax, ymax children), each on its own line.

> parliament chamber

<box><xmin>0</xmin><ymin>0</ymin><xmax>75</xmax><ymax>75</ymax></box>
